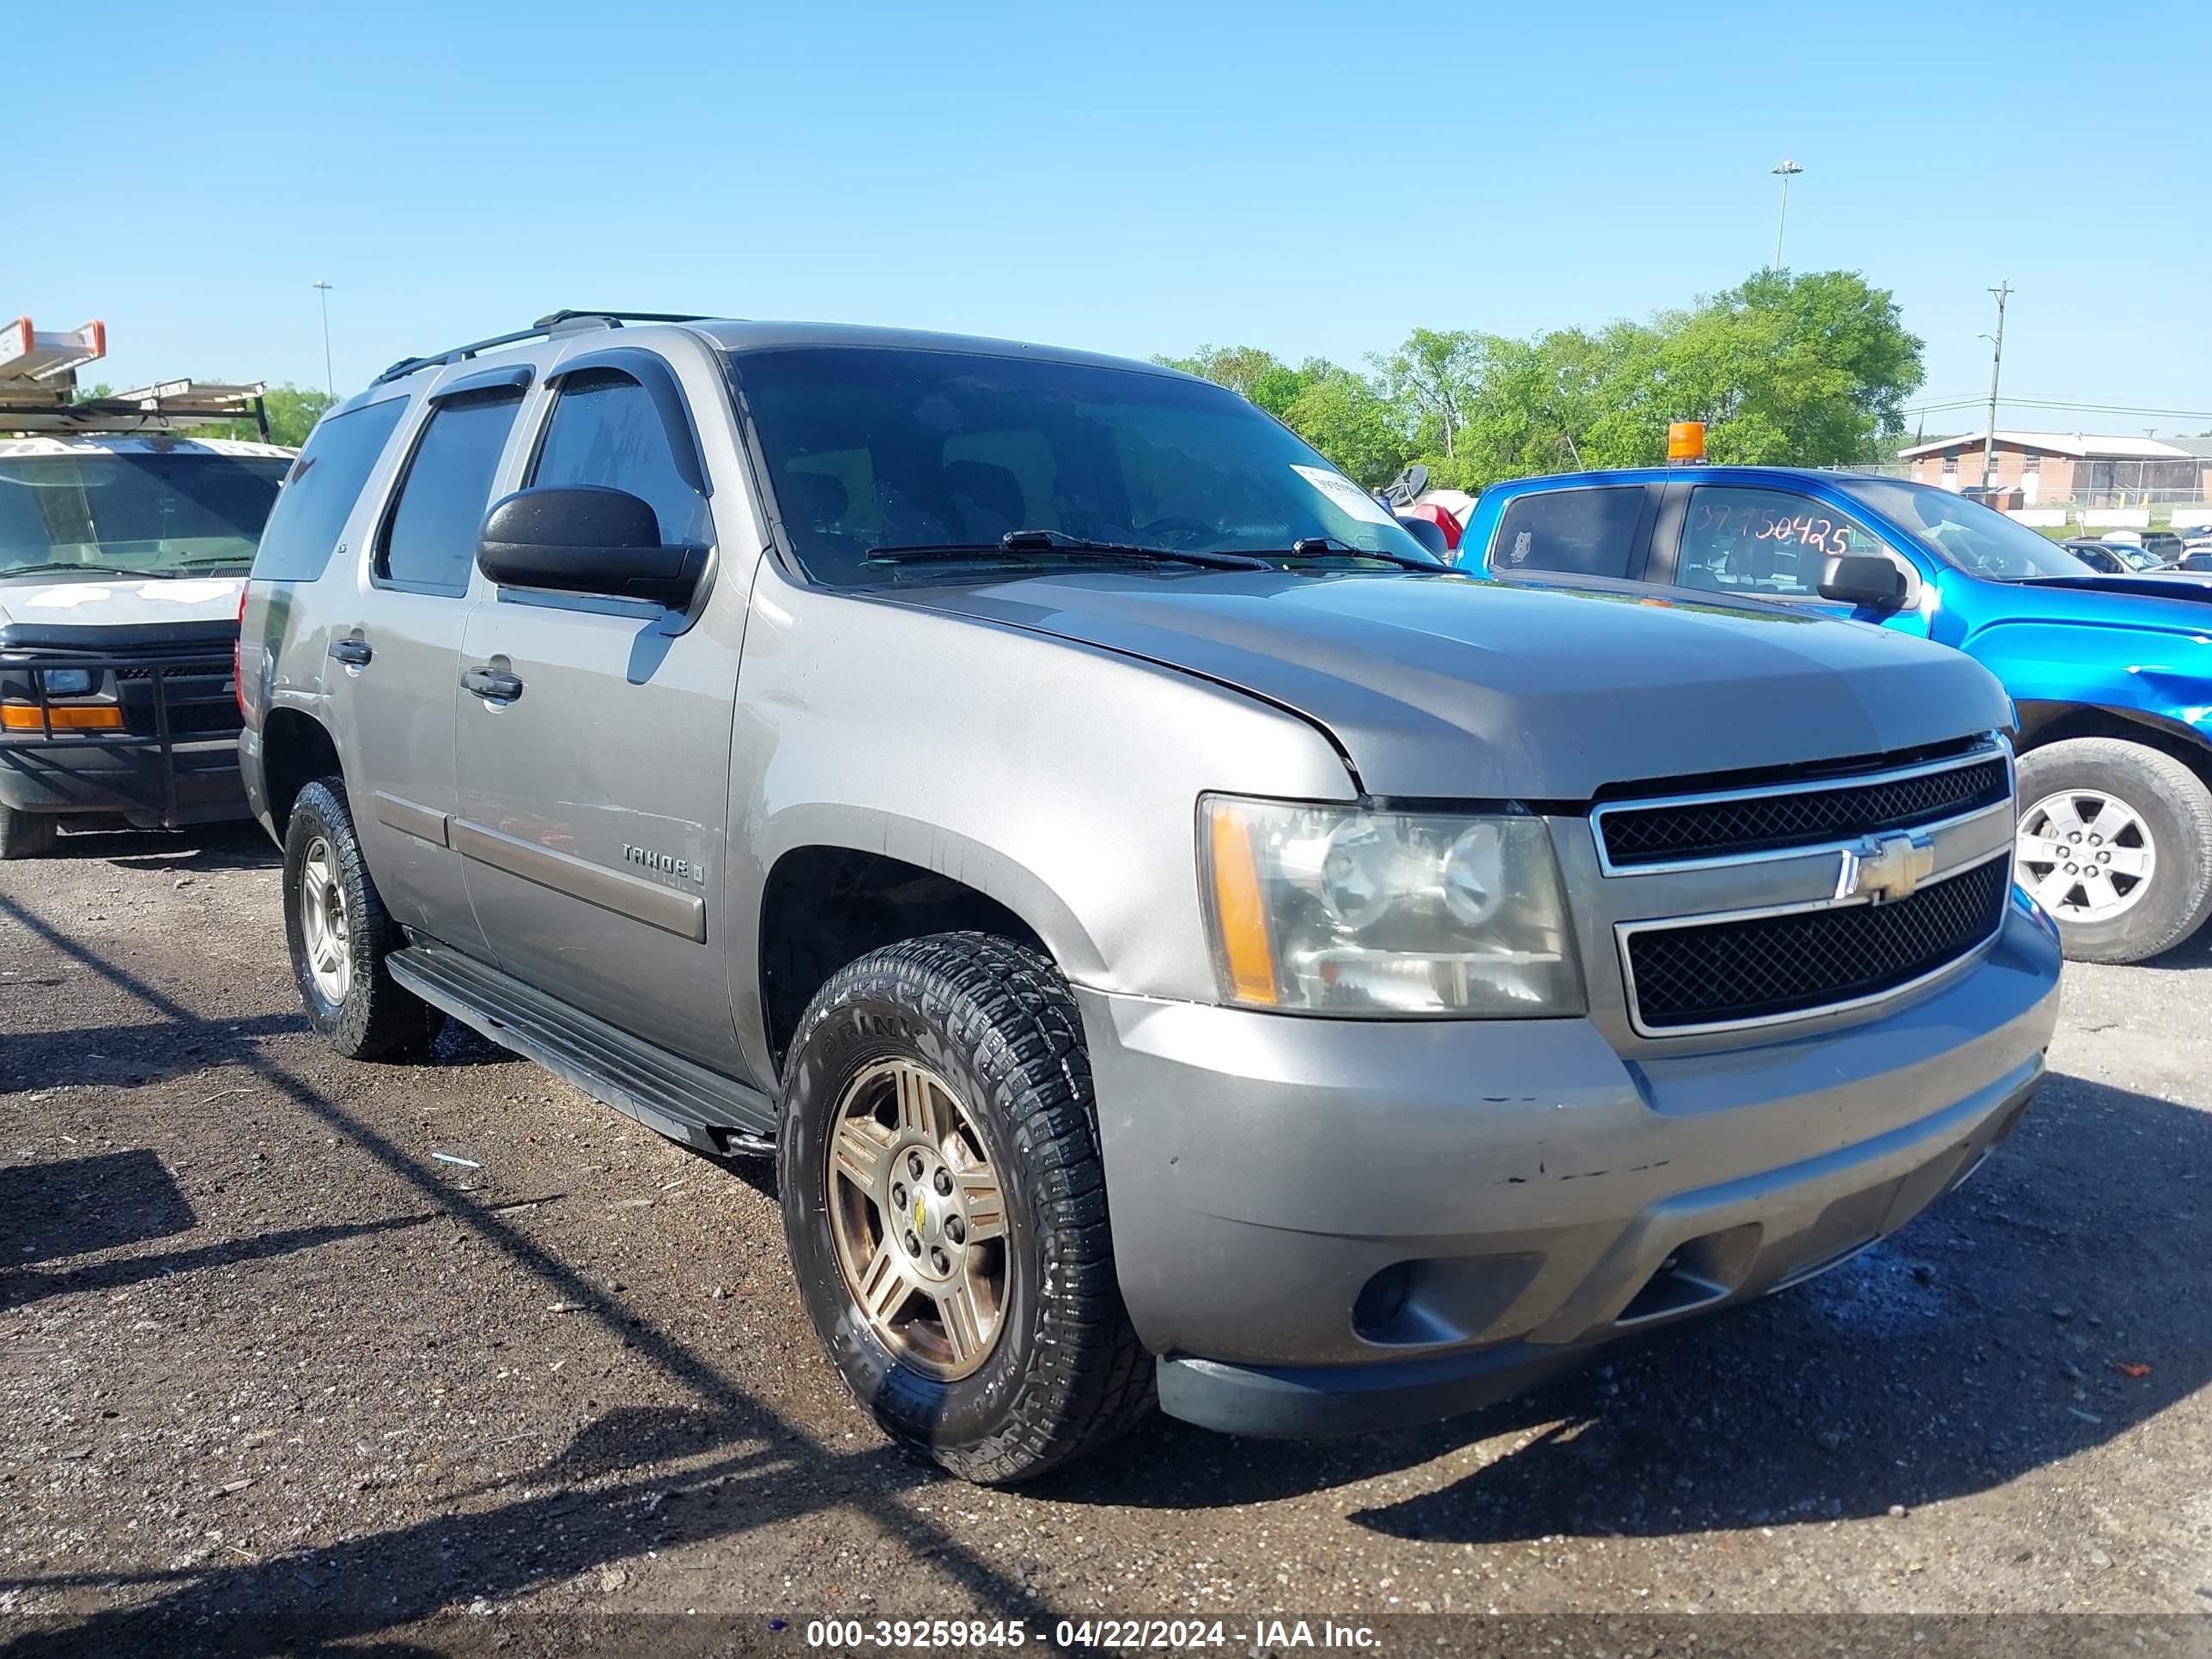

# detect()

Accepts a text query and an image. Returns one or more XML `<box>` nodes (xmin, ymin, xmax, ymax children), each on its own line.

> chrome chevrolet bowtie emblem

<box><xmin>1837</xmin><ymin>830</ymin><xmax>1936</xmax><ymax>905</ymax></box>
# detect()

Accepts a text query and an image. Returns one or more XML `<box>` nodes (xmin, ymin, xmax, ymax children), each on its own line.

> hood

<box><xmin>890</xmin><ymin>570</ymin><xmax>2012</xmax><ymax>799</ymax></box>
<box><xmin>0</xmin><ymin>574</ymin><xmax>245</xmax><ymax>635</ymax></box>
<box><xmin>2014</xmin><ymin>574</ymin><xmax>2212</xmax><ymax>611</ymax></box>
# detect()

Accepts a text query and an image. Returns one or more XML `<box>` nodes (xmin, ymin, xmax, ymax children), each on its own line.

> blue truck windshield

<box><xmin>731</xmin><ymin>347</ymin><xmax>1437</xmax><ymax>586</ymax></box>
<box><xmin>1833</xmin><ymin>476</ymin><xmax>2092</xmax><ymax>581</ymax></box>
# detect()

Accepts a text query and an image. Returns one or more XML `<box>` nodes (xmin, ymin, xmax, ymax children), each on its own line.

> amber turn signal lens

<box><xmin>2</xmin><ymin>702</ymin><xmax>125</xmax><ymax>731</ymax></box>
<box><xmin>1206</xmin><ymin>804</ymin><xmax>1279</xmax><ymax>1006</ymax></box>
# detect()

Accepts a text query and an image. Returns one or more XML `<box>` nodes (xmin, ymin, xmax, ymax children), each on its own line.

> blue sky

<box><xmin>17</xmin><ymin>0</ymin><xmax>2210</xmax><ymax>437</ymax></box>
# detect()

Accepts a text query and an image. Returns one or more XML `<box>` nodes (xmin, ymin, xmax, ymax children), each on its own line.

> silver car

<box><xmin>240</xmin><ymin>312</ymin><xmax>2060</xmax><ymax>1483</ymax></box>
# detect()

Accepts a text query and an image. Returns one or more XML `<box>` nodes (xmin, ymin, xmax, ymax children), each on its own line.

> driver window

<box><xmin>1677</xmin><ymin>486</ymin><xmax>1889</xmax><ymax>600</ymax></box>
<box><xmin>529</xmin><ymin>369</ymin><xmax>707</xmax><ymax>546</ymax></box>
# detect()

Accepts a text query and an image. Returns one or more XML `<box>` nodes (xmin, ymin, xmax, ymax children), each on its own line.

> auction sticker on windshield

<box><xmin>1291</xmin><ymin>464</ymin><xmax>1397</xmax><ymax>527</ymax></box>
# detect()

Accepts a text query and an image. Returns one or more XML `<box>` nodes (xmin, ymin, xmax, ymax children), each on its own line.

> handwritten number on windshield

<box><xmin>1691</xmin><ymin>501</ymin><xmax>1853</xmax><ymax>558</ymax></box>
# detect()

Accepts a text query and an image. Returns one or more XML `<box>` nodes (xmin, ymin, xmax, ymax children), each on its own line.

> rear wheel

<box><xmin>2014</xmin><ymin>738</ymin><xmax>2212</xmax><ymax>963</ymax></box>
<box><xmin>779</xmin><ymin>932</ymin><xmax>1152</xmax><ymax>1483</ymax></box>
<box><xmin>283</xmin><ymin>779</ymin><xmax>445</xmax><ymax>1059</ymax></box>
<box><xmin>0</xmin><ymin>803</ymin><xmax>58</xmax><ymax>860</ymax></box>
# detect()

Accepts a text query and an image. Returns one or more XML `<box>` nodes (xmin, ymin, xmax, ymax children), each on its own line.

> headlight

<box><xmin>1199</xmin><ymin>794</ymin><xmax>1585</xmax><ymax>1016</ymax></box>
<box><xmin>40</xmin><ymin>669</ymin><xmax>94</xmax><ymax>696</ymax></box>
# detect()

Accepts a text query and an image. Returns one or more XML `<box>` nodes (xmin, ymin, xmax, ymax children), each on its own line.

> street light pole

<box><xmin>313</xmin><ymin>280</ymin><xmax>335</xmax><ymax>397</ymax></box>
<box><xmin>1981</xmin><ymin>282</ymin><xmax>2012</xmax><ymax>493</ymax></box>
<box><xmin>1771</xmin><ymin>160</ymin><xmax>1803</xmax><ymax>270</ymax></box>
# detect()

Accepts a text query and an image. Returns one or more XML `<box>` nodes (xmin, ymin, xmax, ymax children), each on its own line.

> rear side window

<box><xmin>250</xmin><ymin>398</ymin><xmax>408</xmax><ymax>581</ymax></box>
<box><xmin>376</xmin><ymin>391</ymin><xmax>523</xmax><ymax>592</ymax></box>
<box><xmin>1491</xmin><ymin>487</ymin><xmax>1644</xmax><ymax>580</ymax></box>
<box><xmin>527</xmin><ymin>369</ymin><xmax>706</xmax><ymax>544</ymax></box>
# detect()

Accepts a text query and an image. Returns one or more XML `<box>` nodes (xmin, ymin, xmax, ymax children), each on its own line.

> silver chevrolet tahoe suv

<box><xmin>240</xmin><ymin>311</ymin><xmax>2062</xmax><ymax>1484</ymax></box>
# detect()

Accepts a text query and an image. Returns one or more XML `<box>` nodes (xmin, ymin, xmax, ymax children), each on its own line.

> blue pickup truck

<box><xmin>1455</xmin><ymin>466</ymin><xmax>2212</xmax><ymax>963</ymax></box>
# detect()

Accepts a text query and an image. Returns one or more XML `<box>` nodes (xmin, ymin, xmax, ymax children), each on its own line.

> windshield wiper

<box><xmin>869</xmin><ymin>528</ymin><xmax>1268</xmax><ymax>572</ymax></box>
<box><xmin>1</xmin><ymin>562</ymin><xmax>157</xmax><ymax>579</ymax></box>
<box><xmin>1225</xmin><ymin>535</ymin><xmax>1453</xmax><ymax>573</ymax></box>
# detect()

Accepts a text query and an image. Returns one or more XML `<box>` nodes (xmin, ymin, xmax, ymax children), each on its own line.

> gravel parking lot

<box><xmin>3</xmin><ymin>824</ymin><xmax>2209</xmax><ymax>1653</ymax></box>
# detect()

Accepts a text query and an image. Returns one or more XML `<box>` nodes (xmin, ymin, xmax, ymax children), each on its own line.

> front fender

<box><xmin>723</xmin><ymin>566</ymin><xmax>1357</xmax><ymax>1085</ymax></box>
<box><xmin>1957</xmin><ymin>617</ymin><xmax>2212</xmax><ymax>747</ymax></box>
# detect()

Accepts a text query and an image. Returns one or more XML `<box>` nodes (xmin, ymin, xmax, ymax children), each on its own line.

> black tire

<box><xmin>282</xmin><ymin>778</ymin><xmax>445</xmax><ymax>1060</ymax></box>
<box><xmin>2014</xmin><ymin>738</ymin><xmax>2212</xmax><ymax>964</ymax></box>
<box><xmin>0</xmin><ymin>802</ymin><xmax>58</xmax><ymax>860</ymax></box>
<box><xmin>778</xmin><ymin>932</ymin><xmax>1152</xmax><ymax>1484</ymax></box>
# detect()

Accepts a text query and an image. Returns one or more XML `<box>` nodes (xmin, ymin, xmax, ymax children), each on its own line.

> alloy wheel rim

<box><xmin>2015</xmin><ymin>788</ymin><xmax>2155</xmax><ymax>923</ymax></box>
<box><xmin>300</xmin><ymin>836</ymin><xmax>352</xmax><ymax>1003</ymax></box>
<box><xmin>825</xmin><ymin>1058</ymin><xmax>1009</xmax><ymax>1381</ymax></box>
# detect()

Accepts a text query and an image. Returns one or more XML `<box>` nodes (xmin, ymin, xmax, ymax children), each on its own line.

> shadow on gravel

<box><xmin>0</xmin><ymin>1211</ymin><xmax>435</xmax><ymax>1313</ymax></box>
<box><xmin>0</xmin><ymin>1009</ymin><xmax>304</xmax><ymax>1092</ymax></box>
<box><xmin>0</xmin><ymin>1148</ymin><xmax>194</xmax><ymax>1266</ymax></box>
<box><xmin>0</xmin><ymin>892</ymin><xmax>1045</xmax><ymax>1656</ymax></box>
<box><xmin>1040</xmin><ymin>1070</ymin><xmax>2211</xmax><ymax>1547</ymax></box>
<box><xmin>52</xmin><ymin>820</ymin><xmax>278</xmax><ymax>873</ymax></box>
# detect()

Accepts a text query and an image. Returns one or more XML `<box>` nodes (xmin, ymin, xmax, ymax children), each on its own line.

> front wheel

<box><xmin>778</xmin><ymin>933</ymin><xmax>1152</xmax><ymax>1484</ymax></box>
<box><xmin>2014</xmin><ymin>738</ymin><xmax>2212</xmax><ymax>963</ymax></box>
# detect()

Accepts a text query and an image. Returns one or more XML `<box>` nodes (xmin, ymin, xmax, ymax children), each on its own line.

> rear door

<box><xmin>452</xmin><ymin>348</ymin><xmax>748</xmax><ymax>1074</ymax></box>
<box><xmin>1646</xmin><ymin>478</ymin><xmax>1932</xmax><ymax>637</ymax></box>
<box><xmin>329</xmin><ymin>374</ymin><xmax>531</xmax><ymax>958</ymax></box>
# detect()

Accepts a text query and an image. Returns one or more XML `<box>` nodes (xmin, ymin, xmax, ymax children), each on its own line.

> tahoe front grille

<box><xmin>1622</xmin><ymin>854</ymin><xmax>2010</xmax><ymax>1035</ymax></box>
<box><xmin>1596</xmin><ymin>750</ymin><xmax>2011</xmax><ymax>871</ymax></box>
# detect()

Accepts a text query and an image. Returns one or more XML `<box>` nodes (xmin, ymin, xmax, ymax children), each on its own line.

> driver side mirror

<box><xmin>1818</xmin><ymin>553</ymin><xmax>1909</xmax><ymax>611</ymax></box>
<box><xmin>477</xmin><ymin>486</ymin><xmax>704</xmax><ymax>608</ymax></box>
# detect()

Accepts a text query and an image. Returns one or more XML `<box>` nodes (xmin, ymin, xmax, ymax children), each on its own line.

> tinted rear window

<box><xmin>1490</xmin><ymin>487</ymin><xmax>1646</xmax><ymax>580</ymax></box>
<box><xmin>376</xmin><ymin>392</ymin><xmax>523</xmax><ymax>593</ymax></box>
<box><xmin>250</xmin><ymin>397</ymin><xmax>408</xmax><ymax>582</ymax></box>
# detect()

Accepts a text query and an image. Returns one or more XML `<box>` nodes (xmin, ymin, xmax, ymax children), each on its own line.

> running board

<box><xmin>387</xmin><ymin>940</ymin><xmax>777</xmax><ymax>1156</ymax></box>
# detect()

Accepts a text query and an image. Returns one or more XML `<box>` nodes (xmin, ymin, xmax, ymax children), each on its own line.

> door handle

<box><xmin>329</xmin><ymin>637</ymin><xmax>372</xmax><ymax>667</ymax></box>
<box><xmin>461</xmin><ymin>665</ymin><xmax>523</xmax><ymax>702</ymax></box>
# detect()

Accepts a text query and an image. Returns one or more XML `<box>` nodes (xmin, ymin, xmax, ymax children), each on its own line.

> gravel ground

<box><xmin>2</xmin><ymin>823</ymin><xmax>2209</xmax><ymax>1654</ymax></box>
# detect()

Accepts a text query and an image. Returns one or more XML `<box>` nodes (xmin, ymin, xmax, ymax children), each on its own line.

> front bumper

<box><xmin>1077</xmin><ymin>895</ymin><xmax>2060</xmax><ymax>1438</ymax></box>
<box><xmin>0</xmin><ymin>733</ymin><xmax>248</xmax><ymax>827</ymax></box>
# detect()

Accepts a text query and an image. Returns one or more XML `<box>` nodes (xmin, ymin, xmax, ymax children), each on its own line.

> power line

<box><xmin>1904</xmin><ymin>395</ymin><xmax>2212</xmax><ymax>421</ymax></box>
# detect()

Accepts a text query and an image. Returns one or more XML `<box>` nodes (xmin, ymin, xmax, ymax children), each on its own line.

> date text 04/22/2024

<box><xmin>803</xmin><ymin>1618</ymin><xmax>1382</xmax><ymax>1650</ymax></box>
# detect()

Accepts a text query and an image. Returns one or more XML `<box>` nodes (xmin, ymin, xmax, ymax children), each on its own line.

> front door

<box><xmin>331</xmin><ymin>383</ymin><xmax>529</xmax><ymax>960</ymax></box>
<box><xmin>1659</xmin><ymin>481</ymin><xmax>1932</xmax><ymax>639</ymax></box>
<box><xmin>452</xmin><ymin>358</ymin><xmax>745</xmax><ymax>1074</ymax></box>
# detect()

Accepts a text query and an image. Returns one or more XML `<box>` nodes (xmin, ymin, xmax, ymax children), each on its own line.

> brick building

<box><xmin>1897</xmin><ymin>431</ymin><xmax>2211</xmax><ymax>507</ymax></box>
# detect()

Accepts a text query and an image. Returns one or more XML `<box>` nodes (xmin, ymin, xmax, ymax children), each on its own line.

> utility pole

<box><xmin>313</xmin><ymin>280</ymin><xmax>335</xmax><ymax>397</ymax></box>
<box><xmin>1771</xmin><ymin>160</ymin><xmax>1804</xmax><ymax>270</ymax></box>
<box><xmin>1980</xmin><ymin>282</ymin><xmax>2012</xmax><ymax>492</ymax></box>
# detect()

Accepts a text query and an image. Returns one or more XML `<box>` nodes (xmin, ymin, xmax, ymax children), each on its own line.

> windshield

<box><xmin>0</xmin><ymin>453</ymin><xmax>289</xmax><ymax>579</ymax></box>
<box><xmin>2112</xmin><ymin>543</ymin><xmax>2164</xmax><ymax>570</ymax></box>
<box><xmin>1832</xmin><ymin>476</ymin><xmax>2092</xmax><ymax>580</ymax></box>
<box><xmin>730</xmin><ymin>346</ymin><xmax>1439</xmax><ymax>586</ymax></box>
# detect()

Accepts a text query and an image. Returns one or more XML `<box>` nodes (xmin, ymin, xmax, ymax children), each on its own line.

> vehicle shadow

<box><xmin>1038</xmin><ymin>1070</ymin><xmax>2209</xmax><ymax>1542</ymax></box>
<box><xmin>56</xmin><ymin>820</ymin><xmax>278</xmax><ymax>873</ymax></box>
<box><xmin>1</xmin><ymin>1212</ymin><xmax>434</xmax><ymax>1314</ymax></box>
<box><xmin>0</xmin><ymin>890</ymin><xmax>1048</xmax><ymax>1657</ymax></box>
<box><xmin>0</xmin><ymin>1009</ymin><xmax>307</xmax><ymax>1093</ymax></box>
<box><xmin>0</xmin><ymin>1148</ymin><xmax>195</xmax><ymax>1267</ymax></box>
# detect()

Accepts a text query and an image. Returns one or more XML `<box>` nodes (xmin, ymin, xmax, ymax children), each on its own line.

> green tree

<box><xmin>1651</xmin><ymin>270</ymin><xmax>1923</xmax><ymax>465</ymax></box>
<box><xmin>1282</xmin><ymin>364</ymin><xmax>1411</xmax><ymax>489</ymax></box>
<box><xmin>1371</xmin><ymin>329</ymin><xmax>1487</xmax><ymax>463</ymax></box>
<box><xmin>255</xmin><ymin>385</ymin><xmax>337</xmax><ymax>447</ymax></box>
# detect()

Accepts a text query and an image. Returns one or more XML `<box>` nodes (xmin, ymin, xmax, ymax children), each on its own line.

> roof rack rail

<box><xmin>373</xmin><ymin>309</ymin><xmax>712</xmax><ymax>387</ymax></box>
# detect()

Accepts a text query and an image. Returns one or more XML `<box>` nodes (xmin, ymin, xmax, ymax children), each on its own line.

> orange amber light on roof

<box><xmin>1667</xmin><ymin>421</ymin><xmax>1706</xmax><ymax>462</ymax></box>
